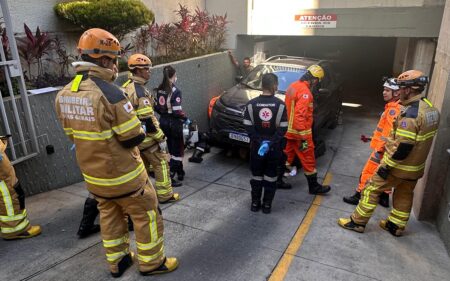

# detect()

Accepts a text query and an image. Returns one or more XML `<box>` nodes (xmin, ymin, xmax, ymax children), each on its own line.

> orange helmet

<box><xmin>77</xmin><ymin>28</ymin><xmax>121</xmax><ymax>59</ymax></box>
<box><xmin>396</xmin><ymin>70</ymin><xmax>428</xmax><ymax>89</ymax></box>
<box><xmin>128</xmin><ymin>54</ymin><xmax>152</xmax><ymax>70</ymax></box>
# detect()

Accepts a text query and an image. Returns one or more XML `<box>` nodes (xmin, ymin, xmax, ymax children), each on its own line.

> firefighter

<box><xmin>243</xmin><ymin>73</ymin><xmax>288</xmax><ymax>214</ymax></box>
<box><xmin>343</xmin><ymin>78</ymin><xmax>401</xmax><ymax>207</ymax></box>
<box><xmin>0</xmin><ymin>135</ymin><xmax>41</xmax><ymax>240</ymax></box>
<box><xmin>155</xmin><ymin>65</ymin><xmax>189</xmax><ymax>182</ymax></box>
<box><xmin>122</xmin><ymin>54</ymin><xmax>181</xmax><ymax>203</ymax></box>
<box><xmin>338</xmin><ymin>70</ymin><xmax>440</xmax><ymax>236</ymax></box>
<box><xmin>55</xmin><ymin>28</ymin><xmax>178</xmax><ymax>277</ymax></box>
<box><xmin>284</xmin><ymin>65</ymin><xmax>331</xmax><ymax>194</ymax></box>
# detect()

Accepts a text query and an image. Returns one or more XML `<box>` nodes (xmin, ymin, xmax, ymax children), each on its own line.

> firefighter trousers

<box><xmin>351</xmin><ymin>172</ymin><xmax>417</xmax><ymax>229</ymax></box>
<box><xmin>141</xmin><ymin>148</ymin><xmax>174</xmax><ymax>202</ymax></box>
<box><xmin>95</xmin><ymin>181</ymin><xmax>165</xmax><ymax>273</ymax></box>
<box><xmin>284</xmin><ymin>137</ymin><xmax>316</xmax><ymax>175</ymax></box>
<box><xmin>357</xmin><ymin>151</ymin><xmax>391</xmax><ymax>194</ymax></box>
<box><xmin>0</xmin><ymin>180</ymin><xmax>30</xmax><ymax>239</ymax></box>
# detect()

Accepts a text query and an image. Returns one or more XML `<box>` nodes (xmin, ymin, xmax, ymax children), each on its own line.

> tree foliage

<box><xmin>54</xmin><ymin>0</ymin><xmax>154</xmax><ymax>39</ymax></box>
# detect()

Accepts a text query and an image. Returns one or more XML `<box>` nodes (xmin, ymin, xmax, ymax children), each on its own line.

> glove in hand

<box><xmin>258</xmin><ymin>141</ymin><xmax>270</xmax><ymax>156</ymax></box>
<box><xmin>159</xmin><ymin>140</ymin><xmax>168</xmax><ymax>152</ymax></box>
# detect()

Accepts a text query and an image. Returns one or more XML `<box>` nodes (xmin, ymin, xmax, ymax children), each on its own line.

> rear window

<box><xmin>241</xmin><ymin>64</ymin><xmax>306</xmax><ymax>93</ymax></box>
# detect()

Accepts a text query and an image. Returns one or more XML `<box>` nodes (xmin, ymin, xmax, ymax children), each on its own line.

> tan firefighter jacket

<box><xmin>382</xmin><ymin>94</ymin><xmax>440</xmax><ymax>180</ymax></box>
<box><xmin>122</xmin><ymin>76</ymin><xmax>165</xmax><ymax>153</ymax></box>
<box><xmin>0</xmin><ymin>138</ymin><xmax>18</xmax><ymax>189</ymax></box>
<box><xmin>55</xmin><ymin>63</ymin><xmax>147</xmax><ymax>198</ymax></box>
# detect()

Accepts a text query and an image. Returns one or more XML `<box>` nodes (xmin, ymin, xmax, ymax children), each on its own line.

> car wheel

<box><xmin>314</xmin><ymin>139</ymin><xmax>326</xmax><ymax>158</ymax></box>
<box><xmin>328</xmin><ymin>105</ymin><xmax>342</xmax><ymax>129</ymax></box>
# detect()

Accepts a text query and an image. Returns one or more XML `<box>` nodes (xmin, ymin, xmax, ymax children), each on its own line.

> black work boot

<box><xmin>77</xmin><ymin>197</ymin><xmax>100</xmax><ymax>239</ymax></box>
<box><xmin>188</xmin><ymin>149</ymin><xmax>204</xmax><ymax>163</ymax></box>
<box><xmin>343</xmin><ymin>191</ymin><xmax>361</xmax><ymax>205</ymax></box>
<box><xmin>111</xmin><ymin>253</ymin><xmax>134</xmax><ymax>278</ymax></box>
<box><xmin>306</xmin><ymin>173</ymin><xmax>331</xmax><ymax>195</ymax></box>
<box><xmin>250</xmin><ymin>179</ymin><xmax>263</xmax><ymax>212</ymax></box>
<box><xmin>171</xmin><ymin>178</ymin><xmax>183</xmax><ymax>187</ymax></box>
<box><xmin>379</xmin><ymin>192</ymin><xmax>390</xmax><ymax>208</ymax></box>
<box><xmin>276</xmin><ymin>175</ymin><xmax>292</xmax><ymax>190</ymax></box>
<box><xmin>177</xmin><ymin>168</ymin><xmax>185</xmax><ymax>181</ymax></box>
<box><xmin>262</xmin><ymin>181</ymin><xmax>276</xmax><ymax>214</ymax></box>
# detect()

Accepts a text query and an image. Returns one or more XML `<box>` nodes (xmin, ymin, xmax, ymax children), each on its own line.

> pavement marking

<box><xmin>268</xmin><ymin>172</ymin><xmax>333</xmax><ymax>281</ymax></box>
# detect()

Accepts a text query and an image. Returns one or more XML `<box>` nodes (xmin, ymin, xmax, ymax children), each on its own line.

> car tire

<box><xmin>328</xmin><ymin>105</ymin><xmax>342</xmax><ymax>129</ymax></box>
<box><xmin>314</xmin><ymin>139</ymin><xmax>326</xmax><ymax>158</ymax></box>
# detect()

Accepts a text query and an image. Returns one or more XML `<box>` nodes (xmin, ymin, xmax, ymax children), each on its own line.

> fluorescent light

<box><xmin>342</xmin><ymin>102</ymin><xmax>362</xmax><ymax>108</ymax></box>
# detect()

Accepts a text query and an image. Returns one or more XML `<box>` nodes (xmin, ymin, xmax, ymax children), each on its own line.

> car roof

<box><xmin>263</xmin><ymin>56</ymin><xmax>325</xmax><ymax>69</ymax></box>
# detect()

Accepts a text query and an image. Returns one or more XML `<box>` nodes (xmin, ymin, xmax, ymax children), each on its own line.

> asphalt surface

<box><xmin>1</xmin><ymin>85</ymin><xmax>450</xmax><ymax>281</ymax></box>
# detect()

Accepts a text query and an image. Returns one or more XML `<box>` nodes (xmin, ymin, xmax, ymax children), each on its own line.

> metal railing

<box><xmin>0</xmin><ymin>0</ymin><xmax>39</xmax><ymax>164</ymax></box>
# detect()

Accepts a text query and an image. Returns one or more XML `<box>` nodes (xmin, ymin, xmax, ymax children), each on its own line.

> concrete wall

<box><xmin>4</xmin><ymin>52</ymin><xmax>234</xmax><ymax>195</ymax></box>
<box><xmin>413</xmin><ymin>0</ymin><xmax>450</xmax><ymax>254</ymax></box>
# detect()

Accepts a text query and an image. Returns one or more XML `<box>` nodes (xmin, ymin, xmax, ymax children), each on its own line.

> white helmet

<box><xmin>383</xmin><ymin>78</ymin><xmax>399</xmax><ymax>91</ymax></box>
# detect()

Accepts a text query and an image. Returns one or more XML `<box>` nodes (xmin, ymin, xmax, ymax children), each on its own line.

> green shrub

<box><xmin>54</xmin><ymin>0</ymin><xmax>154</xmax><ymax>39</ymax></box>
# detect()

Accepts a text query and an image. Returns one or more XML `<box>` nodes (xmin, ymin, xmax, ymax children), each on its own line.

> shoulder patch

<box><xmin>91</xmin><ymin>77</ymin><xmax>126</xmax><ymax>104</ymax></box>
<box><xmin>302</xmin><ymin>94</ymin><xmax>309</xmax><ymax>99</ymax></box>
<box><xmin>389</xmin><ymin>109</ymin><xmax>396</xmax><ymax>116</ymax></box>
<box><xmin>134</xmin><ymin>84</ymin><xmax>147</xmax><ymax>99</ymax></box>
<box><xmin>405</xmin><ymin>101</ymin><xmax>419</xmax><ymax>118</ymax></box>
<box><xmin>400</xmin><ymin>121</ymin><xmax>408</xmax><ymax>128</ymax></box>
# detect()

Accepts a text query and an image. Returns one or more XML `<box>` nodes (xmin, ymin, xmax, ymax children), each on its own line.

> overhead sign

<box><xmin>295</xmin><ymin>14</ymin><xmax>337</xmax><ymax>28</ymax></box>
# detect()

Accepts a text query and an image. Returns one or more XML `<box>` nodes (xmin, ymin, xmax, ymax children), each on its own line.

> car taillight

<box><xmin>208</xmin><ymin>96</ymin><xmax>220</xmax><ymax>118</ymax></box>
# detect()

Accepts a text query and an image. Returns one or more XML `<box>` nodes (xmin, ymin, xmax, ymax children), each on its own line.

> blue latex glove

<box><xmin>184</xmin><ymin>118</ymin><xmax>191</xmax><ymax>125</ymax></box>
<box><xmin>258</xmin><ymin>141</ymin><xmax>270</xmax><ymax>156</ymax></box>
<box><xmin>70</xmin><ymin>144</ymin><xmax>76</xmax><ymax>151</ymax></box>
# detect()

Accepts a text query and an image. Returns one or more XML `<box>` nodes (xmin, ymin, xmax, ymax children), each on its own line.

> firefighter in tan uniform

<box><xmin>122</xmin><ymin>54</ymin><xmax>180</xmax><ymax>203</ymax></box>
<box><xmin>55</xmin><ymin>28</ymin><xmax>178</xmax><ymax>277</ymax></box>
<box><xmin>338</xmin><ymin>70</ymin><xmax>440</xmax><ymax>237</ymax></box>
<box><xmin>0</xmin><ymin>135</ymin><xmax>41</xmax><ymax>240</ymax></box>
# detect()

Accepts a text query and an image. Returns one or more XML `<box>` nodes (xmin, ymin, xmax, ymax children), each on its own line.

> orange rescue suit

<box><xmin>284</xmin><ymin>80</ymin><xmax>316</xmax><ymax>175</ymax></box>
<box><xmin>357</xmin><ymin>100</ymin><xmax>401</xmax><ymax>192</ymax></box>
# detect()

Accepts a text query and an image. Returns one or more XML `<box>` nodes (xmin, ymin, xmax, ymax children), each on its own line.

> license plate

<box><xmin>229</xmin><ymin>133</ymin><xmax>250</xmax><ymax>143</ymax></box>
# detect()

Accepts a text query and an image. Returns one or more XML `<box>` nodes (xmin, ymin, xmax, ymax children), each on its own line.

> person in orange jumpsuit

<box><xmin>284</xmin><ymin>65</ymin><xmax>330</xmax><ymax>194</ymax></box>
<box><xmin>343</xmin><ymin>78</ymin><xmax>401</xmax><ymax>207</ymax></box>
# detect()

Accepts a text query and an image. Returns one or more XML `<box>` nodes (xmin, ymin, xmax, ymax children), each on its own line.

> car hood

<box><xmin>220</xmin><ymin>84</ymin><xmax>285</xmax><ymax>110</ymax></box>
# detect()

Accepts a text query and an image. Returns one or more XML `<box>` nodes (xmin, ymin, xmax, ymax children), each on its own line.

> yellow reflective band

<box><xmin>138</xmin><ymin>245</ymin><xmax>165</xmax><ymax>263</ymax></box>
<box><xmin>392</xmin><ymin>209</ymin><xmax>410</xmax><ymax>218</ymax></box>
<box><xmin>136</xmin><ymin>237</ymin><xmax>164</xmax><ymax>251</ymax></box>
<box><xmin>423</xmin><ymin>98</ymin><xmax>433</xmax><ymax>108</ymax></box>
<box><xmin>112</xmin><ymin>117</ymin><xmax>141</xmax><ymax>135</ymax></box>
<box><xmin>416</xmin><ymin>130</ymin><xmax>437</xmax><ymax>142</ymax></box>
<box><xmin>0</xmin><ymin>209</ymin><xmax>27</xmax><ymax>222</ymax></box>
<box><xmin>71</xmin><ymin>75</ymin><xmax>83</xmax><ymax>92</ymax></box>
<box><xmin>1</xmin><ymin>218</ymin><xmax>30</xmax><ymax>234</ymax></box>
<box><xmin>360</xmin><ymin>201</ymin><xmax>377</xmax><ymax>209</ymax></box>
<box><xmin>157</xmin><ymin>189</ymin><xmax>172</xmax><ymax>195</ymax></box>
<box><xmin>136</xmin><ymin>107</ymin><xmax>153</xmax><ymax>116</ymax></box>
<box><xmin>396</xmin><ymin>129</ymin><xmax>417</xmax><ymax>140</ymax></box>
<box><xmin>155</xmin><ymin>159</ymin><xmax>170</xmax><ymax>187</ymax></box>
<box><xmin>148</xmin><ymin>210</ymin><xmax>158</xmax><ymax>243</ymax></box>
<box><xmin>142</xmin><ymin>137</ymin><xmax>153</xmax><ymax>143</ymax></box>
<box><xmin>287</xmin><ymin>128</ymin><xmax>312</xmax><ymax>135</ymax></box>
<box><xmin>103</xmin><ymin>235</ymin><xmax>129</xmax><ymax>248</ymax></box>
<box><xmin>388</xmin><ymin>216</ymin><xmax>407</xmax><ymax>227</ymax></box>
<box><xmin>64</xmin><ymin>128</ymin><xmax>74</xmax><ymax>135</ymax></box>
<box><xmin>154</xmin><ymin>130</ymin><xmax>164</xmax><ymax>140</ymax></box>
<box><xmin>288</xmin><ymin>101</ymin><xmax>295</xmax><ymax>130</ymax></box>
<box><xmin>106</xmin><ymin>249</ymin><xmax>129</xmax><ymax>262</ymax></box>
<box><xmin>83</xmin><ymin>162</ymin><xmax>145</xmax><ymax>186</ymax></box>
<box><xmin>65</xmin><ymin>128</ymin><xmax>114</xmax><ymax>141</ymax></box>
<box><xmin>383</xmin><ymin>155</ymin><xmax>425</xmax><ymax>172</ymax></box>
<box><xmin>122</xmin><ymin>79</ymin><xmax>132</xmax><ymax>88</ymax></box>
<box><xmin>355</xmin><ymin>205</ymin><xmax>373</xmax><ymax>218</ymax></box>
<box><xmin>0</xmin><ymin>180</ymin><xmax>14</xmax><ymax>216</ymax></box>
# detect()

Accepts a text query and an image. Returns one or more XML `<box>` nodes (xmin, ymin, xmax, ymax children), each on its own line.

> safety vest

<box><xmin>55</xmin><ymin>63</ymin><xmax>147</xmax><ymax>198</ymax></box>
<box><xmin>382</xmin><ymin>95</ymin><xmax>440</xmax><ymax>180</ymax></box>
<box><xmin>285</xmin><ymin>80</ymin><xmax>313</xmax><ymax>140</ymax></box>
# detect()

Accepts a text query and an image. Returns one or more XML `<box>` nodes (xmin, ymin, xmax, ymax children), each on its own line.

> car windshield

<box><xmin>241</xmin><ymin>64</ymin><xmax>307</xmax><ymax>93</ymax></box>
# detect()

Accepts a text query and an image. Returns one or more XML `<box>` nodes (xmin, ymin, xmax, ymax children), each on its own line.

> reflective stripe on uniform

<box><xmin>155</xmin><ymin>159</ymin><xmax>170</xmax><ymax>187</ymax></box>
<box><xmin>279</xmin><ymin>121</ymin><xmax>288</xmax><ymax>127</ymax></box>
<box><xmin>171</xmin><ymin>156</ymin><xmax>183</xmax><ymax>161</ymax></box>
<box><xmin>112</xmin><ymin>117</ymin><xmax>141</xmax><ymax>135</ymax></box>
<box><xmin>138</xmin><ymin>245</ymin><xmax>164</xmax><ymax>263</ymax></box>
<box><xmin>287</xmin><ymin>128</ymin><xmax>312</xmax><ymax>135</ymax></box>
<box><xmin>122</xmin><ymin>79</ymin><xmax>132</xmax><ymax>88</ymax></box>
<box><xmin>416</xmin><ymin>130</ymin><xmax>437</xmax><ymax>141</ymax></box>
<box><xmin>423</xmin><ymin>98</ymin><xmax>433</xmax><ymax>107</ymax></box>
<box><xmin>106</xmin><ymin>249</ymin><xmax>129</xmax><ymax>262</ymax></box>
<box><xmin>136</xmin><ymin>237</ymin><xmax>164</xmax><ymax>251</ymax></box>
<box><xmin>252</xmin><ymin>176</ymin><xmax>263</xmax><ymax>181</ymax></box>
<box><xmin>396</xmin><ymin>129</ymin><xmax>417</xmax><ymax>140</ymax></box>
<box><xmin>264</xmin><ymin>175</ymin><xmax>277</xmax><ymax>182</ymax></box>
<box><xmin>392</xmin><ymin>208</ymin><xmax>410</xmax><ymax>218</ymax></box>
<box><xmin>153</xmin><ymin>130</ymin><xmax>164</xmax><ymax>140</ymax></box>
<box><xmin>388</xmin><ymin>216</ymin><xmax>407</xmax><ymax>227</ymax></box>
<box><xmin>147</xmin><ymin>210</ymin><xmax>159</xmax><ymax>246</ymax></box>
<box><xmin>64</xmin><ymin>128</ymin><xmax>114</xmax><ymax>141</ymax></box>
<box><xmin>172</xmin><ymin>106</ymin><xmax>182</xmax><ymax>111</ymax></box>
<box><xmin>0</xmin><ymin>209</ymin><xmax>27</xmax><ymax>222</ymax></box>
<box><xmin>243</xmin><ymin>119</ymin><xmax>252</xmax><ymax>125</ymax></box>
<box><xmin>247</xmin><ymin>104</ymin><xmax>254</xmax><ymax>124</ymax></box>
<box><xmin>0</xmin><ymin>180</ymin><xmax>14</xmax><ymax>216</ymax></box>
<box><xmin>103</xmin><ymin>235</ymin><xmax>129</xmax><ymax>248</ymax></box>
<box><xmin>1</xmin><ymin>218</ymin><xmax>29</xmax><ymax>234</ymax></box>
<box><xmin>355</xmin><ymin>205</ymin><xmax>373</xmax><ymax>218</ymax></box>
<box><xmin>142</xmin><ymin>136</ymin><xmax>153</xmax><ymax>143</ymax></box>
<box><xmin>83</xmin><ymin>162</ymin><xmax>145</xmax><ymax>186</ymax></box>
<box><xmin>396</xmin><ymin>129</ymin><xmax>437</xmax><ymax>142</ymax></box>
<box><xmin>136</xmin><ymin>107</ymin><xmax>153</xmax><ymax>116</ymax></box>
<box><xmin>275</xmin><ymin>104</ymin><xmax>285</xmax><ymax>127</ymax></box>
<box><xmin>383</xmin><ymin>155</ymin><xmax>425</xmax><ymax>172</ymax></box>
<box><xmin>369</xmin><ymin>157</ymin><xmax>381</xmax><ymax>164</ymax></box>
<box><xmin>71</xmin><ymin>75</ymin><xmax>83</xmax><ymax>92</ymax></box>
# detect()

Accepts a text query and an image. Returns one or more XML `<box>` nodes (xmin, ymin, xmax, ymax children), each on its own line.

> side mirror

<box><xmin>318</xmin><ymin>88</ymin><xmax>330</xmax><ymax>95</ymax></box>
<box><xmin>235</xmin><ymin>75</ymin><xmax>243</xmax><ymax>83</ymax></box>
